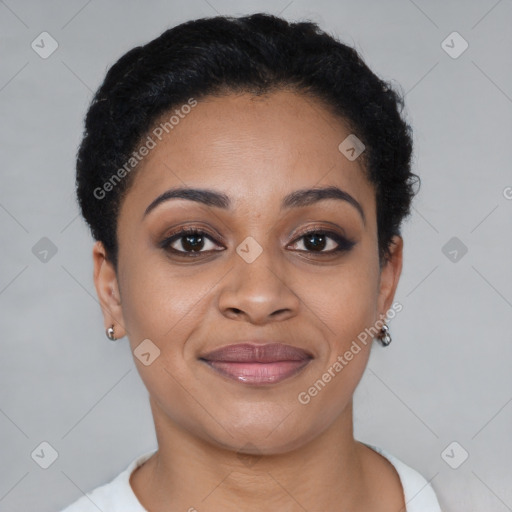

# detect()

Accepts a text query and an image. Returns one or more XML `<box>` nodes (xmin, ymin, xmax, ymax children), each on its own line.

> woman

<box><xmin>61</xmin><ymin>12</ymin><xmax>442</xmax><ymax>511</ymax></box>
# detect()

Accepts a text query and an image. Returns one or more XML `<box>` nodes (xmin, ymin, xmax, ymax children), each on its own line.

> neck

<box><xmin>130</xmin><ymin>397</ymin><xmax>376</xmax><ymax>512</ymax></box>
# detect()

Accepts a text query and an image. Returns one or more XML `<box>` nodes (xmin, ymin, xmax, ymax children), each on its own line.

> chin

<box><xmin>207</xmin><ymin>411</ymin><xmax>318</xmax><ymax>456</ymax></box>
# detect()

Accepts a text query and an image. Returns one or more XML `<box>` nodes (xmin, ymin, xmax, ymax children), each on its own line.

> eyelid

<box><xmin>290</xmin><ymin>223</ymin><xmax>354</xmax><ymax>244</ymax></box>
<box><xmin>291</xmin><ymin>223</ymin><xmax>347</xmax><ymax>240</ymax></box>
<box><xmin>161</xmin><ymin>224</ymin><xmax>225</xmax><ymax>244</ymax></box>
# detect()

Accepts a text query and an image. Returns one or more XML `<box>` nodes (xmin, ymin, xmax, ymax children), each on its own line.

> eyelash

<box><xmin>159</xmin><ymin>226</ymin><xmax>356</xmax><ymax>258</ymax></box>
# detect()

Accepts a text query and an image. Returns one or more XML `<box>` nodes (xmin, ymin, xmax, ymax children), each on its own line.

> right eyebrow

<box><xmin>143</xmin><ymin>187</ymin><xmax>231</xmax><ymax>218</ymax></box>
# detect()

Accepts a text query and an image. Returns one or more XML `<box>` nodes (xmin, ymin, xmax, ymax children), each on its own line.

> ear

<box><xmin>376</xmin><ymin>235</ymin><xmax>403</xmax><ymax>320</ymax></box>
<box><xmin>92</xmin><ymin>241</ymin><xmax>126</xmax><ymax>339</ymax></box>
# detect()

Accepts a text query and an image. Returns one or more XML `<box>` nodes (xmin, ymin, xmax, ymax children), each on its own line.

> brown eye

<box><xmin>289</xmin><ymin>230</ymin><xmax>356</xmax><ymax>254</ymax></box>
<box><xmin>160</xmin><ymin>228</ymin><xmax>223</xmax><ymax>256</ymax></box>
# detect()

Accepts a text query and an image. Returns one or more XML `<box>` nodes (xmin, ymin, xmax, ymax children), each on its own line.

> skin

<box><xmin>93</xmin><ymin>89</ymin><xmax>405</xmax><ymax>511</ymax></box>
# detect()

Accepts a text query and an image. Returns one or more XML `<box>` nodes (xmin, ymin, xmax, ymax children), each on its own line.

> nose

<box><xmin>217</xmin><ymin>243</ymin><xmax>300</xmax><ymax>325</ymax></box>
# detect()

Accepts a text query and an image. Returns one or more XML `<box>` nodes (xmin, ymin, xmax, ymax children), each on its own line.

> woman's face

<box><xmin>93</xmin><ymin>90</ymin><xmax>402</xmax><ymax>454</ymax></box>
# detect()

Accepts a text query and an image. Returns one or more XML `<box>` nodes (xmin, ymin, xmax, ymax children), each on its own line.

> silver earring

<box><xmin>106</xmin><ymin>324</ymin><xmax>117</xmax><ymax>341</ymax></box>
<box><xmin>378</xmin><ymin>322</ymin><xmax>392</xmax><ymax>347</ymax></box>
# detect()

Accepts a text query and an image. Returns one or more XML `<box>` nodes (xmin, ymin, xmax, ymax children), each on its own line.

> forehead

<box><xmin>121</xmin><ymin>90</ymin><xmax>375</xmax><ymax>217</ymax></box>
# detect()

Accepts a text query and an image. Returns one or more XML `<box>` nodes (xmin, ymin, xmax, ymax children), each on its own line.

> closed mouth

<box><xmin>199</xmin><ymin>343</ymin><xmax>313</xmax><ymax>385</ymax></box>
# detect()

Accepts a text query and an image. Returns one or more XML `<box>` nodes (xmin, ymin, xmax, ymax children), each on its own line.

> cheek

<box><xmin>328</xmin><ymin>276</ymin><xmax>379</xmax><ymax>355</ymax></box>
<box><xmin>294</xmin><ymin>268</ymin><xmax>377</xmax><ymax>428</ymax></box>
<box><xmin>299</xmin><ymin>259</ymin><xmax>380</xmax><ymax>348</ymax></box>
<box><xmin>119</xmin><ymin>253</ymin><xmax>209</xmax><ymax>342</ymax></box>
<box><xmin>297</xmin><ymin>251</ymin><xmax>379</xmax><ymax>396</ymax></box>
<box><xmin>117</xmin><ymin>258</ymin><xmax>211</xmax><ymax>420</ymax></box>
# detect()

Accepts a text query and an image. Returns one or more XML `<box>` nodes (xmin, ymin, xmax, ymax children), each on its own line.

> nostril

<box><xmin>271</xmin><ymin>309</ymin><xmax>289</xmax><ymax>317</ymax></box>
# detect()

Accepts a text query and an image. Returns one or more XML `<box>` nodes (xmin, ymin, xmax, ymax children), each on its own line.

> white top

<box><xmin>60</xmin><ymin>443</ymin><xmax>442</xmax><ymax>511</ymax></box>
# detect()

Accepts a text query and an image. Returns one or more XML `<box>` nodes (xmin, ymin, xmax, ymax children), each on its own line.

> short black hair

<box><xmin>76</xmin><ymin>12</ymin><xmax>418</xmax><ymax>271</ymax></box>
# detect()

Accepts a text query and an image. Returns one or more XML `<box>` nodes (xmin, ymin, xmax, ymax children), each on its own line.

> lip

<box><xmin>199</xmin><ymin>342</ymin><xmax>313</xmax><ymax>385</ymax></box>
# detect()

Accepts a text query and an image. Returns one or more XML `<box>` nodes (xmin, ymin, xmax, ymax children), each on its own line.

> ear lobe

<box><xmin>377</xmin><ymin>235</ymin><xmax>403</xmax><ymax>318</ymax></box>
<box><xmin>92</xmin><ymin>241</ymin><xmax>126</xmax><ymax>338</ymax></box>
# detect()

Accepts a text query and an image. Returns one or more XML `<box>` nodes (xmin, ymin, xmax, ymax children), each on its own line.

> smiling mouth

<box><xmin>199</xmin><ymin>342</ymin><xmax>313</xmax><ymax>385</ymax></box>
<box><xmin>202</xmin><ymin>360</ymin><xmax>312</xmax><ymax>385</ymax></box>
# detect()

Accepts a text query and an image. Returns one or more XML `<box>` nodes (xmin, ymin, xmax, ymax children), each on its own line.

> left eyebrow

<box><xmin>281</xmin><ymin>185</ymin><xmax>365</xmax><ymax>225</ymax></box>
<box><xmin>143</xmin><ymin>185</ymin><xmax>365</xmax><ymax>225</ymax></box>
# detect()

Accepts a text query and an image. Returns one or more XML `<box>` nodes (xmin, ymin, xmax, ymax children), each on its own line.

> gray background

<box><xmin>1</xmin><ymin>1</ymin><xmax>511</xmax><ymax>511</ymax></box>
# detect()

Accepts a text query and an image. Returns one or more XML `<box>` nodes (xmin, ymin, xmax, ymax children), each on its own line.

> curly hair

<box><xmin>76</xmin><ymin>12</ymin><xmax>419</xmax><ymax>271</ymax></box>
